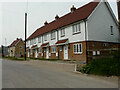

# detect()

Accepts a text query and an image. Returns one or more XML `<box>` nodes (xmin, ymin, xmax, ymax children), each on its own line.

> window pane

<box><xmin>73</xmin><ymin>25</ymin><xmax>75</xmax><ymax>33</ymax></box>
<box><xmin>78</xmin><ymin>24</ymin><xmax>81</xmax><ymax>32</ymax></box>
<box><xmin>79</xmin><ymin>44</ymin><xmax>82</xmax><ymax>52</ymax></box>
<box><xmin>74</xmin><ymin>45</ymin><xmax>76</xmax><ymax>53</ymax></box>
<box><xmin>111</xmin><ymin>26</ymin><xmax>113</xmax><ymax>35</ymax></box>
<box><xmin>77</xmin><ymin>44</ymin><xmax>78</xmax><ymax>53</ymax></box>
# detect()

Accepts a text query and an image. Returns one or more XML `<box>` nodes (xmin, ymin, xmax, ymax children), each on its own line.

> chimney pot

<box><xmin>70</xmin><ymin>5</ymin><xmax>76</xmax><ymax>13</ymax></box>
<box><xmin>44</xmin><ymin>21</ymin><xmax>48</xmax><ymax>25</ymax></box>
<box><xmin>55</xmin><ymin>14</ymin><xmax>59</xmax><ymax>20</ymax></box>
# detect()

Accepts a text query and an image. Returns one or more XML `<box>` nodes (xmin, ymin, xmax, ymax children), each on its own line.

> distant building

<box><xmin>9</xmin><ymin>38</ymin><xmax>25</xmax><ymax>57</ymax></box>
<box><xmin>26</xmin><ymin>0</ymin><xmax>120</xmax><ymax>63</ymax></box>
<box><xmin>0</xmin><ymin>45</ymin><xmax>9</xmax><ymax>57</ymax></box>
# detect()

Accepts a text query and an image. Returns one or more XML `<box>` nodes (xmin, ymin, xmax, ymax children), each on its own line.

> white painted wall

<box><xmin>58</xmin><ymin>21</ymin><xmax>86</xmax><ymax>43</ymax></box>
<box><xmin>87</xmin><ymin>2</ymin><xmax>119</xmax><ymax>43</ymax></box>
<box><xmin>27</xmin><ymin>21</ymin><xmax>86</xmax><ymax>48</ymax></box>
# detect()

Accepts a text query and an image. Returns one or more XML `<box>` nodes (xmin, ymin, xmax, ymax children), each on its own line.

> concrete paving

<box><xmin>2</xmin><ymin>59</ymin><xmax>118</xmax><ymax>88</ymax></box>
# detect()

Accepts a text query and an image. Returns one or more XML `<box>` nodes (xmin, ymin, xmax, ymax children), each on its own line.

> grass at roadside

<box><xmin>2</xmin><ymin>56</ymin><xmax>29</xmax><ymax>61</ymax></box>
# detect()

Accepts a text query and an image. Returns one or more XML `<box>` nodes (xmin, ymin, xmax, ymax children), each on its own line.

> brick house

<box><xmin>26</xmin><ymin>0</ymin><xmax>120</xmax><ymax>63</ymax></box>
<box><xmin>9</xmin><ymin>38</ymin><xmax>25</xmax><ymax>57</ymax></box>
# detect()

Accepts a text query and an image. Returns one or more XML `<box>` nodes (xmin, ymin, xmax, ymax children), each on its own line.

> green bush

<box><xmin>80</xmin><ymin>50</ymin><xmax>120</xmax><ymax>76</ymax></box>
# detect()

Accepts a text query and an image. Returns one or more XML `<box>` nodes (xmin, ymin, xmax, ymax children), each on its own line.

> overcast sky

<box><xmin>0</xmin><ymin>0</ymin><xmax>118</xmax><ymax>46</ymax></box>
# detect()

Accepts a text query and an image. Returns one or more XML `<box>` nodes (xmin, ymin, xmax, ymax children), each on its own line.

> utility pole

<box><xmin>25</xmin><ymin>13</ymin><xmax>27</xmax><ymax>60</ymax></box>
<box><xmin>2</xmin><ymin>45</ymin><xmax>4</xmax><ymax>57</ymax></box>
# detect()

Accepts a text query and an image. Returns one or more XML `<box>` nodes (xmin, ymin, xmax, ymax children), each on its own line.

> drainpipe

<box><xmin>42</xmin><ymin>35</ymin><xmax>44</xmax><ymax>58</ymax></box>
<box><xmin>56</xmin><ymin>30</ymin><xmax>59</xmax><ymax>59</ymax></box>
<box><xmin>84</xmin><ymin>19</ymin><xmax>88</xmax><ymax>64</ymax></box>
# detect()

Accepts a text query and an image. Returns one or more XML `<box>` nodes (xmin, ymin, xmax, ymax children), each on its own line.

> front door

<box><xmin>46</xmin><ymin>47</ymin><xmax>49</xmax><ymax>59</ymax></box>
<box><xmin>28</xmin><ymin>51</ymin><xmax>30</xmax><ymax>57</ymax></box>
<box><xmin>35</xmin><ymin>49</ymin><xmax>38</xmax><ymax>58</ymax></box>
<box><xmin>64</xmin><ymin>45</ymin><xmax>68</xmax><ymax>60</ymax></box>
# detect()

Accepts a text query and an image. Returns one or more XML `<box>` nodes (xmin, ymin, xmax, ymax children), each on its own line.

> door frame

<box><xmin>46</xmin><ymin>47</ymin><xmax>49</xmax><ymax>59</ymax></box>
<box><xmin>64</xmin><ymin>45</ymin><xmax>68</xmax><ymax>60</ymax></box>
<box><xmin>35</xmin><ymin>49</ymin><xmax>38</xmax><ymax>58</ymax></box>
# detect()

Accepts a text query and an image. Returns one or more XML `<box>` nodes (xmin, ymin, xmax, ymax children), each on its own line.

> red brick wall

<box><xmin>86</xmin><ymin>41</ymin><xmax>120</xmax><ymax>61</ymax></box>
<box><xmin>49</xmin><ymin>45</ymin><xmax>57</xmax><ymax>59</ymax></box>
<box><xmin>68</xmin><ymin>41</ymin><xmax>87</xmax><ymax>62</ymax></box>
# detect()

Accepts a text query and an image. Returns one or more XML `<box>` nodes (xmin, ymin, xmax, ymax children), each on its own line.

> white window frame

<box><xmin>93</xmin><ymin>51</ymin><xmax>96</xmax><ymax>56</ymax></box>
<box><xmin>60</xmin><ymin>29</ymin><xmax>65</xmax><ymax>37</ymax></box>
<box><xmin>51</xmin><ymin>31</ymin><xmax>56</xmax><ymax>40</ymax></box>
<box><xmin>97</xmin><ymin>51</ymin><xmax>100</xmax><ymax>55</ymax></box>
<box><xmin>73</xmin><ymin>43</ymin><xmax>82</xmax><ymax>54</ymax></box>
<box><xmin>38</xmin><ymin>36</ymin><xmax>41</xmax><ymax>43</ymax></box>
<box><xmin>72</xmin><ymin>23</ymin><xmax>81</xmax><ymax>34</ymax></box>
<box><xmin>44</xmin><ymin>34</ymin><xmax>47</xmax><ymax>41</ymax></box>
<box><xmin>33</xmin><ymin>38</ymin><xmax>36</xmax><ymax>44</ymax></box>
<box><xmin>51</xmin><ymin>46</ymin><xmax>56</xmax><ymax>53</ymax></box>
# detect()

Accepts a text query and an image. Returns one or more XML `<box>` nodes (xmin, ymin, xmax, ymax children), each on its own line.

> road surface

<box><xmin>2</xmin><ymin>59</ymin><xmax>118</xmax><ymax>88</ymax></box>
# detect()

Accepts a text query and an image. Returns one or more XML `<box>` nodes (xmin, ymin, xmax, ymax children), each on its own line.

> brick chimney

<box><xmin>70</xmin><ymin>5</ymin><xmax>76</xmax><ymax>13</ymax></box>
<box><xmin>44</xmin><ymin>21</ymin><xmax>48</xmax><ymax>25</ymax></box>
<box><xmin>55</xmin><ymin>14</ymin><xmax>59</xmax><ymax>20</ymax></box>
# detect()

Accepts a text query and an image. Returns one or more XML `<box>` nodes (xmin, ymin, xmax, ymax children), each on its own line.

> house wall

<box><xmin>9</xmin><ymin>47</ymin><xmax>15</xmax><ymax>57</ymax></box>
<box><xmin>87</xmin><ymin>2</ymin><xmax>119</xmax><ymax>43</ymax></box>
<box><xmin>86</xmin><ymin>41</ymin><xmax>120</xmax><ymax>62</ymax></box>
<box><xmin>26</xmin><ymin>1</ymin><xmax>119</xmax><ymax>62</ymax></box>
<box><xmin>68</xmin><ymin>41</ymin><xmax>87</xmax><ymax>62</ymax></box>
<box><xmin>15</xmin><ymin>40</ymin><xmax>25</xmax><ymax>57</ymax></box>
<box><xmin>58</xmin><ymin>21</ymin><xmax>86</xmax><ymax>43</ymax></box>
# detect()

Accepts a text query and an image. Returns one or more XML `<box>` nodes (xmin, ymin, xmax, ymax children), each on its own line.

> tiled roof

<box><xmin>27</xmin><ymin>0</ymin><xmax>100</xmax><ymax>40</ymax></box>
<box><xmin>10</xmin><ymin>38</ymin><xmax>21</xmax><ymax>47</ymax></box>
<box><xmin>56</xmin><ymin>39</ymin><xmax>68</xmax><ymax>45</ymax></box>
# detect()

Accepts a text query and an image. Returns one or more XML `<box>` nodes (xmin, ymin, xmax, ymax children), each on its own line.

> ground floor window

<box><xmin>59</xmin><ymin>46</ymin><xmax>62</xmax><ymax>51</ymax></box>
<box><xmin>93</xmin><ymin>51</ymin><xmax>96</xmax><ymax>55</ymax></box>
<box><xmin>73</xmin><ymin>43</ymin><xmax>82</xmax><ymax>54</ymax></box>
<box><xmin>97</xmin><ymin>51</ymin><xmax>100</xmax><ymax>55</ymax></box>
<box><xmin>31</xmin><ymin>49</ymin><xmax>33</xmax><ymax>54</ymax></box>
<box><xmin>39</xmin><ymin>48</ymin><xmax>42</xmax><ymax>53</ymax></box>
<box><xmin>51</xmin><ymin>46</ymin><xmax>56</xmax><ymax>53</ymax></box>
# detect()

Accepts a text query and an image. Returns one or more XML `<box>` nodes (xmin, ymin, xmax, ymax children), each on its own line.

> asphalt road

<box><xmin>2</xmin><ymin>59</ymin><xmax>118</xmax><ymax>88</ymax></box>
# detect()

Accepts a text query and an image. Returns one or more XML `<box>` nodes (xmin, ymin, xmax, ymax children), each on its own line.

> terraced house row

<box><xmin>26</xmin><ymin>0</ymin><xmax>120</xmax><ymax>63</ymax></box>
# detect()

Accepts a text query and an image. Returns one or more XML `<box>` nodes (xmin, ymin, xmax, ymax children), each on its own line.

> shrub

<box><xmin>80</xmin><ymin>57</ymin><xmax>120</xmax><ymax>76</ymax></box>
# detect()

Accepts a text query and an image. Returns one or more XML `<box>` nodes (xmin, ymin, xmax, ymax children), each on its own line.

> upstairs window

<box><xmin>30</xmin><ymin>40</ymin><xmax>32</xmax><ymax>45</ymax></box>
<box><xmin>60</xmin><ymin>29</ymin><xmax>65</xmax><ymax>37</ymax></box>
<box><xmin>38</xmin><ymin>36</ymin><xmax>41</xmax><ymax>43</ymax></box>
<box><xmin>44</xmin><ymin>34</ymin><xmax>47</xmax><ymax>41</ymax></box>
<box><xmin>110</xmin><ymin>26</ymin><xmax>113</xmax><ymax>35</ymax></box>
<box><xmin>19</xmin><ymin>45</ymin><xmax>23</xmax><ymax>49</ymax></box>
<box><xmin>72</xmin><ymin>23</ymin><xmax>81</xmax><ymax>34</ymax></box>
<box><xmin>33</xmin><ymin>38</ymin><xmax>36</xmax><ymax>44</ymax></box>
<box><xmin>51</xmin><ymin>46</ymin><xmax>56</xmax><ymax>53</ymax></box>
<box><xmin>73</xmin><ymin>43</ymin><xmax>82</xmax><ymax>54</ymax></box>
<box><xmin>51</xmin><ymin>31</ymin><xmax>56</xmax><ymax>40</ymax></box>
